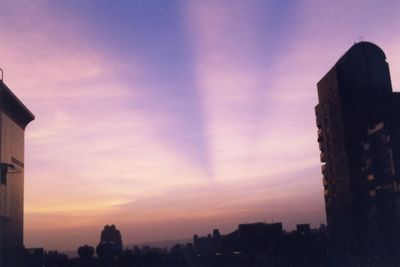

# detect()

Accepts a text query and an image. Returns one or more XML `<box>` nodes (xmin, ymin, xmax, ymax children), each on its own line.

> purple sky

<box><xmin>0</xmin><ymin>0</ymin><xmax>399</xmax><ymax>250</ymax></box>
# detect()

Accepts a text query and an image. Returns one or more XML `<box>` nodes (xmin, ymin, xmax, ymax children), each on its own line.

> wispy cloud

<box><xmin>0</xmin><ymin>1</ymin><xmax>208</xmax><ymax>249</ymax></box>
<box><xmin>184</xmin><ymin>1</ymin><xmax>320</xmax><ymax>186</ymax></box>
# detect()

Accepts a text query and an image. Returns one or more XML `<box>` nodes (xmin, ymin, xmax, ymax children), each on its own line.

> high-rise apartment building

<box><xmin>0</xmin><ymin>80</ymin><xmax>34</xmax><ymax>266</ymax></box>
<box><xmin>315</xmin><ymin>42</ymin><xmax>400</xmax><ymax>252</ymax></box>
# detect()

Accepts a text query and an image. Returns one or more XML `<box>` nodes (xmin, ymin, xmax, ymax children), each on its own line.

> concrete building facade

<box><xmin>0</xmin><ymin>80</ymin><xmax>34</xmax><ymax>266</ymax></box>
<box><xmin>315</xmin><ymin>42</ymin><xmax>400</xmax><ymax>253</ymax></box>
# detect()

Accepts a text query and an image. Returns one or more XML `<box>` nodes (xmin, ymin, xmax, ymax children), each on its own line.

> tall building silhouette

<box><xmin>315</xmin><ymin>42</ymin><xmax>400</xmax><ymax>252</ymax></box>
<box><xmin>0</xmin><ymin>80</ymin><xmax>34</xmax><ymax>266</ymax></box>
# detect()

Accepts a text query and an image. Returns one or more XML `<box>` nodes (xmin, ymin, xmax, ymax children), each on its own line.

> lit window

<box><xmin>367</xmin><ymin>122</ymin><xmax>384</xmax><ymax>135</ymax></box>
<box><xmin>367</xmin><ymin>174</ymin><xmax>374</xmax><ymax>181</ymax></box>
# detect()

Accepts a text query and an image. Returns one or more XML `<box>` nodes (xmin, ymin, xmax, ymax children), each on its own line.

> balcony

<box><xmin>319</xmin><ymin>142</ymin><xmax>324</xmax><ymax>151</ymax></box>
<box><xmin>316</xmin><ymin>117</ymin><xmax>322</xmax><ymax>128</ymax></box>
<box><xmin>321</xmin><ymin>164</ymin><xmax>327</xmax><ymax>175</ymax></box>
<box><xmin>320</xmin><ymin>152</ymin><xmax>326</xmax><ymax>162</ymax></box>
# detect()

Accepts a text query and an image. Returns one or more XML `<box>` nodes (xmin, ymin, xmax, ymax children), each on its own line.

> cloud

<box><xmin>0</xmin><ymin>2</ymin><xmax>209</xmax><ymax>249</ymax></box>
<box><xmin>183</xmin><ymin>1</ymin><xmax>319</xmax><ymax>185</ymax></box>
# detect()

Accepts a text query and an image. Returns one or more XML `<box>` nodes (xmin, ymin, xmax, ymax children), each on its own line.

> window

<box><xmin>367</xmin><ymin>122</ymin><xmax>384</xmax><ymax>135</ymax></box>
<box><xmin>363</xmin><ymin>142</ymin><xmax>370</xmax><ymax>151</ymax></box>
<box><xmin>0</xmin><ymin>164</ymin><xmax>8</xmax><ymax>184</ymax></box>
<box><xmin>0</xmin><ymin>163</ymin><xmax>14</xmax><ymax>185</ymax></box>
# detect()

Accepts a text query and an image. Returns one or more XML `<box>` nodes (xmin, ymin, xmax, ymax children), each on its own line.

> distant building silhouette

<box><xmin>96</xmin><ymin>224</ymin><xmax>123</xmax><ymax>265</ymax></box>
<box><xmin>194</xmin><ymin>222</ymin><xmax>283</xmax><ymax>254</ymax></box>
<box><xmin>315</xmin><ymin>42</ymin><xmax>400</xmax><ymax>254</ymax></box>
<box><xmin>99</xmin><ymin>224</ymin><xmax>123</xmax><ymax>252</ymax></box>
<box><xmin>219</xmin><ymin>222</ymin><xmax>282</xmax><ymax>254</ymax></box>
<box><xmin>77</xmin><ymin>244</ymin><xmax>94</xmax><ymax>266</ymax></box>
<box><xmin>296</xmin><ymin>224</ymin><xmax>311</xmax><ymax>235</ymax></box>
<box><xmin>25</xmin><ymin>248</ymin><xmax>44</xmax><ymax>267</ymax></box>
<box><xmin>0</xmin><ymin>80</ymin><xmax>34</xmax><ymax>267</ymax></box>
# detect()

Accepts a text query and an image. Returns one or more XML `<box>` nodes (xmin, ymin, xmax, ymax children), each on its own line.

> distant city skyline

<box><xmin>0</xmin><ymin>0</ymin><xmax>399</xmax><ymax>250</ymax></box>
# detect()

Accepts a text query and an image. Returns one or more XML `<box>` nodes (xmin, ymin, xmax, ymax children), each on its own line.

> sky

<box><xmin>0</xmin><ymin>0</ymin><xmax>399</xmax><ymax>251</ymax></box>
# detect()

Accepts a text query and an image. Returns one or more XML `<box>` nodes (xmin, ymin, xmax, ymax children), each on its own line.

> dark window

<box><xmin>0</xmin><ymin>164</ymin><xmax>8</xmax><ymax>184</ymax></box>
<box><xmin>0</xmin><ymin>163</ymin><xmax>14</xmax><ymax>185</ymax></box>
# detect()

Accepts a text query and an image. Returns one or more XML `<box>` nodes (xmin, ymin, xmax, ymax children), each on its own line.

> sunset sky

<box><xmin>0</xmin><ymin>0</ymin><xmax>399</xmax><ymax>250</ymax></box>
